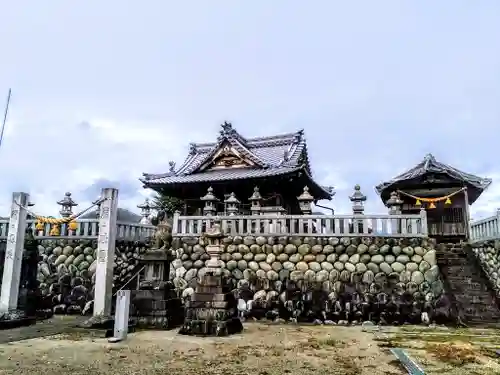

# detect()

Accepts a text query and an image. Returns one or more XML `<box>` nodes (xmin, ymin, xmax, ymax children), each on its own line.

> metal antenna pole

<box><xmin>0</xmin><ymin>88</ymin><xmax>12</xmax><ymax>150</ymax></box>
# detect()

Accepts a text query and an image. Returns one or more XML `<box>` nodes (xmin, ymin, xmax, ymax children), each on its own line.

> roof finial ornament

<box><xmin>293</xmin><ymin>129</ymin><xmax>304</xmax><ymax>143</ymax></box>
<box><xmin>220</xmin><ymin>121</ymin><xmax>235</xmax><ymax>136</ymax></box>
<box><xmin>188</xmin><ymin>143</ymin><xmax>197</xmax><ymax>155</ymax></box>
<box><xmin>168</xmin><ymin>161</ymin><xmax>176</xmax><ymax>173</ymax></box>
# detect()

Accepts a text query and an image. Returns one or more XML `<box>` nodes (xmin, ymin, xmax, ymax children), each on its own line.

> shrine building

<box><xmin>376</xmin><ymin>153</ymin><xmax>491</xmax><ymax>242</ymax></box>
<box><xmin>140</xmin><ymin>122</ymin><xmax>334</xmax><ymax>215</ymax></box>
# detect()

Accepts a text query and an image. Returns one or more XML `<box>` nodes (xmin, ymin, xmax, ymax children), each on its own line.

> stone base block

<box><xmin>178</xmin><ymin>317</ymin><xmax>243</xmax><ymax>336</ymax></box>
<box><xmin>0</xmin><ymin>310</ymin><xmax>36</xmax><ymax>330</ymax></box>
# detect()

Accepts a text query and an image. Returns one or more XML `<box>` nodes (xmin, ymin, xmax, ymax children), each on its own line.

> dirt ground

<box><xmin>0</xmin><ymin>321</ymin><xmax>499</xmax><ymax>375</ymax></box>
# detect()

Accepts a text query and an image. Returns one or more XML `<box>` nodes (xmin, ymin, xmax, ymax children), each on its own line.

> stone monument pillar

<box><xmin>178</xmin><ymin>219</ymin><xmax>243</xmax><ymax>336</ymax></box>
<box><xmin>93</xmin><ymin>188</ymin><xmax>119</xmax><ymax>318</ymax></box>
<box><xmin>0</xmin><ymin>192</ymin><xmax>29</xmax><ymax>314</ymax></box>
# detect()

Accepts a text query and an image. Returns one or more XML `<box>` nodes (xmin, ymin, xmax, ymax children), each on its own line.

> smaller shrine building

<box><xmin>376</xmin><ymin>153</ymin><xmax>492</xmax><ymax>241</ymax></box>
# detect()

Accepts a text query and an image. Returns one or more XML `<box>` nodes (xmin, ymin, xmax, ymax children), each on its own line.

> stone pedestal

<box><xmin>178</xmin><ymin>270</ymin><xmax>242</xmax><ymax>336</ymax></box>
<box><xmin>178</xmin><ymin>220</ymin><xmax>242</xmax><ymax>336</ymax></box>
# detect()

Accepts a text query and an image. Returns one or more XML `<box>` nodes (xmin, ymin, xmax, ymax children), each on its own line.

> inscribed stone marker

<box><xmin>0</xmin><ymin>192</ymin><xmax>29</xmax><ymax>312</ymax></box>
<box><xmin>93</xmin><ymin>188</ymin><xmax>119</xmax><ymax>317</ymax></box>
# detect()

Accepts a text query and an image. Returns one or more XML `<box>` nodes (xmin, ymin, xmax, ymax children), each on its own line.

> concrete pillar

<box><xmin>111</xmin><ymin>290</ymin><xmax>131</xmax><ymax>341</ymax></box>
<box><xmin>0</xmin><ymin>192</ymin><xmax>29</xmax><ymax>312</ymax></box>
<box><xmin>93</xmin><ymin>188</ymin><xmax>119</xmax><ymax>317</ymax></box>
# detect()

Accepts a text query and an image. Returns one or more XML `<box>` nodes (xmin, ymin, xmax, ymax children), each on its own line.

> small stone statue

<box><xmin>151</xmin><ymin>210</ymin><xmax>172</xmax><ymax>250</ymax></box>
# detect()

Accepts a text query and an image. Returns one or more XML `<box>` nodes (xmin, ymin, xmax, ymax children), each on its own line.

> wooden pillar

<box><xmin>93</xmin><ymin>188</ymin><xmax>119</xmax><ymax>317</ymax></box>
<box><xmin>0</xmin><ymin>192</ymin><xmax>29</xmax><ymax>313</ymax></box>
<box><xmin>463</xmin><ymin>188</ymin><xmax>471</xmax><ymax>241</ymax></box>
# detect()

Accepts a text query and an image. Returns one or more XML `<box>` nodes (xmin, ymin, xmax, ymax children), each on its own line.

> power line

<box><xmin>0</xmin><ymin>88</ymin><xmax>12</xmax><ymax>151</ymax></box>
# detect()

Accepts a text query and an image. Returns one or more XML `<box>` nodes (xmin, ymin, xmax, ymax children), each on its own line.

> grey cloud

<box><xmin>0</xmin><ymin>1</ymin><xmax>499</xmax><ymax>218</ymax></box>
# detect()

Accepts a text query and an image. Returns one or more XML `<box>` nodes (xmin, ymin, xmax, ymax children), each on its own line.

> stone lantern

<box><xmin>386</xmin><ymin>191</ymin><xmax>403</xmax><ymax>215</ymax></box>
<box><xmin>297</xmin><ymin>186</ymin><xmax>314</xmax><ymax>215</ymax></box>
<box><xmin>350</xmin><ymin>185</ymin><xmax>366</xmax><ymax>234</ymax></box>
<box><xmin>57</xmin><ymin>192</ymin><xmax>78</xmax><ymax>235</ymax></box>
<box><xmin>248</xmin><ymin>186</ymin><xmax>262</xmax><ymax>215</ymax></box>
<box><xmin>204</xmin><ymin>219</ymin><xmax>224</xmax><ymax>271</ymax></box>
<box><xmin>137</xmin><ymin>197</ymin><xmax>153</xmax><ymax>224</ymax></box>
<box><xmin>57</xmin><ymin>192</ymin><xmax>78</xmax><ymax>218</ymax></box>
<box><xmin>386</xmin><ymin>191</ymin><xmax>403</xmax><ymax>235</ymax></box>
<box><xmin>224</xmin><ymin>192</ymin><xmax>240</xmax><ymax>216</ymax></box>
<box><xmin>201</xmin><ymin>187</ymin><xmax>219</xmax><ymax>216</ymax></box>
<box><xmin>350</xmin><ymin>184</ymin><xmax>366</xmax><ymax>215</ymax></box>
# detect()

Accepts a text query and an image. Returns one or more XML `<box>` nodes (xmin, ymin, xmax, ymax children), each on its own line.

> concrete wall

<box><xmin>171</xmin><ymin>235</ymin><xmax>445</xmax><ymax>303</ymax></box>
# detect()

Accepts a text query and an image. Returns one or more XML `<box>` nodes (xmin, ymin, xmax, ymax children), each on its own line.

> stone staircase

<box><xmin>437</xmin><ymin>243</ymin><xmax>500</xmax><ymax>325</ymax></box>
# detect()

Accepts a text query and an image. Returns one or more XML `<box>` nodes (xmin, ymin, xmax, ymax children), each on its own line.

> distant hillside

<box><xmin>79</xmin><ymin>207</ymin><xmax>142</xmax><ymax>222</ymax></box>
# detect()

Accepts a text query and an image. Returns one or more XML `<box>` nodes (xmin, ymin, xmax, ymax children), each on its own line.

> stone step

<box><xmin>454</xmin><ymin>294</ymin><xmax>496</xmax><ymax>304</ymax></box>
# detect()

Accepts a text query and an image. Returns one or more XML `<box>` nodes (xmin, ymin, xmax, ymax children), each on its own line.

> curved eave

<box><xmin>301</xmin><ymin>169</ymin><xmax>333</xmax><ymax>201</ymax></box>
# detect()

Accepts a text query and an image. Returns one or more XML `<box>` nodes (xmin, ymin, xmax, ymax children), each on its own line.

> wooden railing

<box><xmin>0</xmin><ymin>218</ymin><xmax>155</xmax><ymax>241</ymax></box>
<box><xmin>172</xmin><ymin>212</ymin><xmax>428</xmax><ymax>237</ymax></box>
<box><xmin>470</xmin><ymin>210</ymin><xmax>500</xmax><ymax>242</ymax></box>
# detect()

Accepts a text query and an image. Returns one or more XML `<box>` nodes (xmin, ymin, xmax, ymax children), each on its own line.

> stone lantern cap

<box><xmin>349</xmin><ymin>184</ymin><xmax>366</xmax><ymax>202</ymax></box>
<box><xmin>297</xmin><ymin>186</ymin><xmax>314</xmax><ymax>202</ymax></box>
<box><xmin>57</xmin><ymin>192</ymin><xmax>78</xmax><ymax>207</ymax></box>
<box><xmin>386</xmin><ymin>191</ymin><xmax>403</xmax><ymax>207</ymax></box>
<box><xmin>204</xmin><ymin>219</ymin><xmax>224</xmax><ymax>239</ymax></box>
<box><xmin>224</xmin><ymin>192</ymin><xmax>240</xmax><ymax>204</ymax></box>
<box><xmin>201</xmin><ymin>186</ymin><xmax>219</xmax><ymax>201</ymax></box>
<box><xmin>248</xmin><ymin>186</ymin><xmax>262</xmax><ymax>201</ymax></box>
<box><xmin>137</xmin><ymin>197</ymin><xmax>152</xmax><ymax>210</ymax></box>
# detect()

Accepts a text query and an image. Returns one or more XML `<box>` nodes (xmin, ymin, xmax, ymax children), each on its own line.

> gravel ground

<box><xmin>1</xmin><ymin>322</ymin><xmax>499</xmax><ymax>375</ymax></box>
<box><xmin>0</xmin><ymin>323</ymin><xmax>401</xmax><ymax>375</ymax></box>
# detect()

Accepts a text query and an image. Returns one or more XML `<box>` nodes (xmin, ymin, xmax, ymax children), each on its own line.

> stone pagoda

<box><xmin>179</xmin><ymin>219</ymin><xmax>243</xmax><ymax>336</ymax></box>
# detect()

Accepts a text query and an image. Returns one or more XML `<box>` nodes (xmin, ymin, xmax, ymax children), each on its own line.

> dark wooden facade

<box><xmin>141</xmin><ymin>123</ymin><xmax>333</xmax><ymax>215</ymax></box>
<box><xmin>376</xmin><ymin>154</ymin><xmax>491</xmax><ymax>241</ymax></box>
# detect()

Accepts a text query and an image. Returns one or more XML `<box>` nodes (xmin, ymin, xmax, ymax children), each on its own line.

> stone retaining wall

<box><xmin>171</xmin><ymin>235</ymin><xmax>445</xmax><ymax>308</ymax></box>
<box><xmin>471</xmin><ymin>240</ymin><xmax>500</xmax><ymax>297</ymax></box>
<box><xmin>0</xmin><ymin>239</ymin><xmax>149</xmax><ymax>314</ymax></box>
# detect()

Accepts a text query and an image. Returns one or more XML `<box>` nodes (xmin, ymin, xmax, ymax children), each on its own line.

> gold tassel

<box><xmin>415</xmin><ymin>199</ymin><xmax>421</xmax><ymax>206</ymax></box>
<box><xmin>428</xmin><ymin>202</ymin><xmax>436</xmax><ymax>209</ymax></box>
<box><xmin>445</xmin><ymin>197</ymin><xmax>451</xmax><ymax>205</ymax></box>
<box><xmin>49</xmin><ymin>224</ymin><xmax>60</xmax><ymax>236</ymax></box>
<box><xmin>68</xmin><ymin>221</ymin><xmax>78</xmax><ymax>231</ymax></box>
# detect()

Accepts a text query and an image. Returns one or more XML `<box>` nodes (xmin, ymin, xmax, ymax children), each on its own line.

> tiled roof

<box><xmin>142</xmin><ymin>166</ymin><xmax>302</xmax><ymax>184</ymax></box>
<box><xmin>142</xmin><ymin>123</ymin><xmax>311</xmax><ymax>182</ymax></box>
<box><xmin>375</xmin><ymin>154</ymin><xmax>492</xmax><ymax>201</ymax></box>
<box><xmin>140</xmin><ymin>122</ymin><xmax>333</xmax><ymax>199</ymax></box>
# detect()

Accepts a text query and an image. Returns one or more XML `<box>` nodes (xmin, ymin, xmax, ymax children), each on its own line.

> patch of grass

<box><xmin>425</xmin><ymin>342</ymin><xmax>479</xmax><ymax>365</ymax></box>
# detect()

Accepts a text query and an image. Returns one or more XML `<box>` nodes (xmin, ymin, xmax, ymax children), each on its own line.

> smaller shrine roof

<box><xmin>375</xmin><ymin>153</ymin><xmax>492</xmax><ymax>204</ymax></box>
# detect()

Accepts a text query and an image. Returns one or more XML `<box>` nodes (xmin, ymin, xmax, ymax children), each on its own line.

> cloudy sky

<box><xmin>0</xmin><ymin>1</ymin><xmax>499</xmax><ymax>219</ymax></box>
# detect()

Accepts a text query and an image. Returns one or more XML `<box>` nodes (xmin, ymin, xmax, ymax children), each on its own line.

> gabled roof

<box><xmin>142</xmin><ymin>122</ymin><xmax>312</xmax><ymax>183</ymax></box>
<box><xmin>375</xmin><ymin>153</ymin><xmax>492</xmax><ymax>204</ymax></box>
<box><xmin>140</xmin><ymin>122</ymin><xmax>333</xmax><ymax>199</ymax></box>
